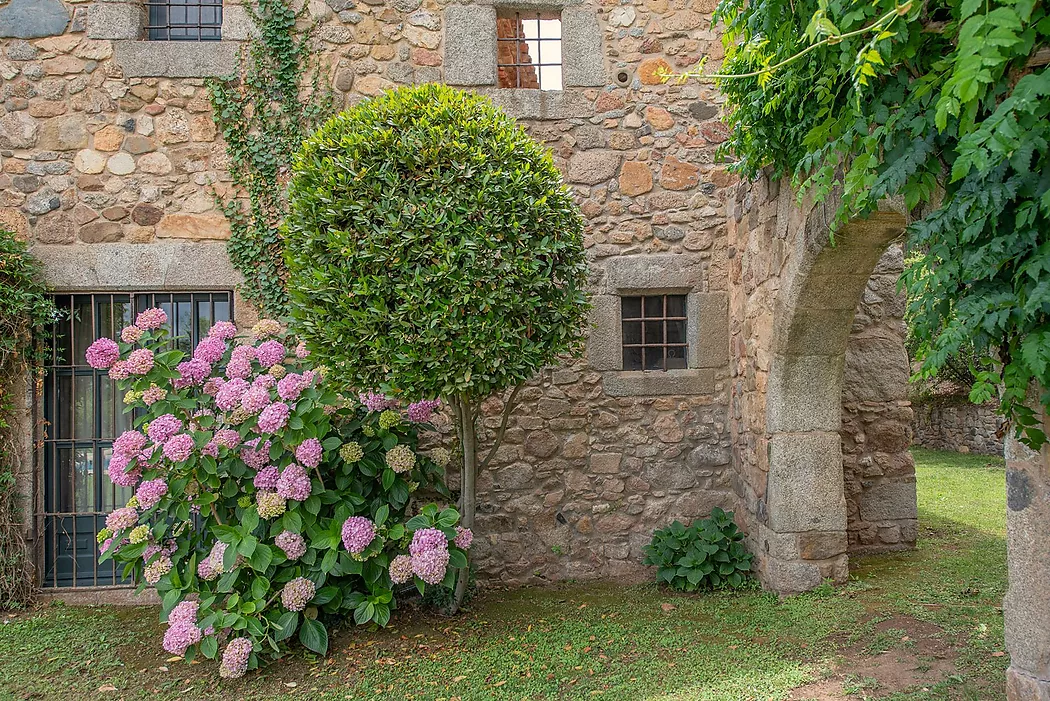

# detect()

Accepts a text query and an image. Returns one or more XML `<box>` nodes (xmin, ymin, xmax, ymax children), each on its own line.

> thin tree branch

<box><xmin>479</xmin><ymin>383</ymin><xmax>525</xmax><ymax>471</ymax></box>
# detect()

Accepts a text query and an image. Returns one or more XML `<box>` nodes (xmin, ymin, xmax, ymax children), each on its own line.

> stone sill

<box><xmin>37</xmin><ymin>585</ymin><xmax>159</xmax><ymax>606</ymax></box>
<box><xmin>114</xmin><ymin>41</ymin><xmax>241</xmax><ymax>78</ymax></box>
<box><xmin>480</xmin><ymin>88</ymin><xmax>593</xmax><ymax>121</ymax></box>
<box><xmin>601</xmin><ymin>368</ymin><xmax>720</xmax><ymax>397</ymax></box>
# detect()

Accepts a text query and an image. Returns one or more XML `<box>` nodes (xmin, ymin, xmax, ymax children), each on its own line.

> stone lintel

<box><xmin>601</xmin><ymin>368</ymin><xmax>719</xmax><ymax>397</ymax></box>
<box><xmin>480</xmin><ymin>88</ymin><xmax>593</xmax><ymax>121</ymax></box>
<box><xmin>113</xmin><ymin>41</ymin><xmax>241</xmax><ymax>78</ymax></box>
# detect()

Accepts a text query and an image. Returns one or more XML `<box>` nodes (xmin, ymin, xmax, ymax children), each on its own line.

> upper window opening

<box><xmin>496</xmin><ymin>11</ymin><xmax>562</xmax><ymax>91</ymax></box>
<box><xmin>621</xmin><ymin>295</ymin><xmax>688</xmax><ymax>371</ymax></box>
<box><xmin>146</xmin><ymin>0</ymin><xmax>222</xmax><ymax>41</ymax></box>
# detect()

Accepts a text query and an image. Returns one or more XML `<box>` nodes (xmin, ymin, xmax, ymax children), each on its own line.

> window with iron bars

<box><xmin>40</xmin><ymin>291</ymin><xmax>232</xmax><ymax>588</ymax></box>
<box><xmin>146</xmin><ymin>0</ymin><xmax>223</xmax><ymax>41</ymax></box>
<box><xmin>496</xmin><ymin>11</ymin><xmax>563</xmax><ymax>90</ymax></box>
<box><xmin>621</xmin><ymin>295</ymin><xmax>688</xmax><ymax>371</ymax></box>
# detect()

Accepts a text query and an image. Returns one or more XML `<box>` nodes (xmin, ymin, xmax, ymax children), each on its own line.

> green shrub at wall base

<box><xmin>643</xmin><ymin>508</ymin><xmax>754</xmax><ymax>592</ymax></box>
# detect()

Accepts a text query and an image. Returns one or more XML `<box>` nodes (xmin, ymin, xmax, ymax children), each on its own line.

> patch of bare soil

<box><xmin>788</xmin><ymin>615</ymin><xmax>959</xmax><ymax>700</ymax></box>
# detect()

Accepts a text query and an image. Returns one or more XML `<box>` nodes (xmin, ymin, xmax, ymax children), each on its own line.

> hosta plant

<box><xmin>86</xmin><ymin>311</ymin><xmax>471</xmax><ymax>678</ymax></box>
<box><xmin>643</xmin><ymin>508</ymin><xmax>753</xmax><ymax>591</ymax></box>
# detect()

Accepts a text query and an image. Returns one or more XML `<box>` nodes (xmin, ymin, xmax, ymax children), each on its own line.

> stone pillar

<box><xmin>1004</xmin><ymin>404</ymin><xmax>1050</xmax><ymax>700</ymax></box>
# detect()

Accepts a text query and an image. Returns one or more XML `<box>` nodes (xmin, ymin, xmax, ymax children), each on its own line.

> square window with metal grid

<box><xmin>621</xmin><ymin>295</ymin><xmax>688</xmax><ymax>371</ymax></box>
<box><xmin>41</xmin><ymin>292</ymin><xmax>232</xmax><ymax>589</ymax></box>
<box><xmin>147</xmin><ymin>0</ymin><xmax>223</xmax><ymax>41</ymax></box>
<box><xmin>496</xmin><ymin>11</ymin><xmax>562</xmax><ymax>91</ymax></box>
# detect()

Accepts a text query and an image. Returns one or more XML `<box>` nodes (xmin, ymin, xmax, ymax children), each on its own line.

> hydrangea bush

<box><xmin>87</xmin><ymin>311</ymin><xmax>471</xmax><ymax>677</ymax></box>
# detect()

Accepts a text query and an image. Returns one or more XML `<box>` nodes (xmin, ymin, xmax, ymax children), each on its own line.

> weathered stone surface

<box><xmin>561</xmin><ymin>8</ymin><xmax>605</xmax><ymax>87</ymax></box>
<box><xmin>567</xmin><ymin>151</ymin><xmax>621</xmax><ymax>186</ymax></box>
<box><xmin>73</xmin><ymin>149</ymin><xmax>106</xmax><ymax>174</ymax></box>
<box><xmin>93</xmin><ymin>125</ymin><xmax>124</xmax><ymax>152</ymax></box>
<box><xmin>638</xmin><ymin>57</ymin><xmax>671</xmax><ymax>85</ymax></box>
<box><xmin>155</xmin><ymin>213</ymin><xmax>231</xmax><ymax>240</ymax></box>
<box><xmin>137</xmin><ymin>152</ymin><xmax>173</xmax><ymax>175</ymax></box>
<box><xmin>33</xmin><ymin>212</ymin><xmax>73</xmax><ymax>243</ymax></box>
<box><xmin>660</xmin><ymin>157</ymin><xmax>700</xmax><ymax>190</ymax></box>
<box><xmin>858</xmin><ymin>481</ymin><xmax>917</xmax><ymax>522</ymax></box>
<box><xmin>113</xmin><ymin>41</ymin><xmax>240</xmax><ymax>77</ymax></box>
<box><xmin>0</xmin><ymin>0</ymin><xmax>69</xmax><ymax>39</ymax></box>
<box><xmin>131</xmin><ymin>203</ymin><xmax>163</xmax><ymax>226</ymax></box>
<box><xmin>38</xmin><ymin>114</ymin><xmax>86</xmax><ymax>151</ymax></box>
<box><xmin>106</xmin><ymin>153</ymin><xmax>135</xmax><ymax>175</ymax></box>
<box><xmin>79</xmin><ymin>221</ymin><xmax>123</xmax><ymax>243</ymax></box>
<box><xmin>445</xmin><ymin>5</ymin><xmax>496</xmax><ymax>86</ymax></box>
<box><xmin>0</xmin><ymin>111</ymin><xmax>38</xmax><ymax>149</ymax></box>
<box><xmin>618</xmin><ymin>161</ymin><xmax>653</xmax><ymax>196</ymax></box>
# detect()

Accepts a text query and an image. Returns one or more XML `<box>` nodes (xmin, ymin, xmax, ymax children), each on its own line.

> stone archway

<box><xmin>727</xmin><ymin>177</ymin><xmax>911</xmax><ymax>593</ymax></box>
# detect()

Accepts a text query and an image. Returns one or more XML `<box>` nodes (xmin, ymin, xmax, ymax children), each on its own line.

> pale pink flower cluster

<box><xmin>193</xmin><ymin>336</ymin><xmax>226</xmax><ymax>363</ymax></box>
<box><xmin>257</xmin><ymin>401</ymin><xmax>289</xmax><ymax>433</ymax></box>
<box><xmin>219</xmin><ymin>637</ymin><xmax>253</xmax><ymax>679</ymax></box>
<box><xmin>277</xmin><ymin>373</ymin><xmax>310</xmax><ymax>401</ymax></box>
<box><xmin>214</xmin><ymin>429</ymin><xmax>241</xmax><ymax>449</ymax></box>
<box><xmin>295</xmin><ymin>439</ymin><xmax>323</xmax><ymax>468</ymax></box>
<box><xmin>240</xmin><ymin>438</ymin><xmax>271</xmax><ymax>469</ymax></box>
<box><xmin>280</xmin><ymin>577</ymin><xmax>315</xmax><ymax>611</ymax></box>
<box><xmin>410</xmin><ymin>527</ymin><xmax>451</xmax><ymax>585</ymax></box>
<box><xmin>142</xmin><ymin>385</ymin><xmax>167</xmax><ymax>405</ymax></box>
<box><xmin>407</xmin><ymin>399</ymin><xmax>441</xmax><ymax>423</ymax></box>
<box><xmin>389</xmin><ymin>554</ymin><xmax>413</xmax><ymax>584</ymax></box>
<box><xmin>147</xmin><ymin>414</ymin><xmax>182</xmax><ymax>443</ymax></box>
<box><xmin>85</xmin><ymin>338</ymin><xmax>120</xmax><ymax>369</ymax></box>
<box><xmin>121</xmin><ymin>325</ymin><xmax>144</xmax><ymax>343</ymax></box>
<box><xmin>106</xmin><ymin>506</ymin><xmax>138</xmax><ymax>531</ymax></box>
<box><xmin>216</xmin><ymin>378</ymin><xmax>249</xmax><ymax>410</ymax></box>
<box><xmin>163</xmin><ymin>433</ymin><xmax>195</xmax><ymax>463</ymax></box>
<box><xmin>135</xmin><ymin>478</ymin><xmax>168</xmax><ymax>509</ymax></box>
<box><xmin>253</xmin><ymin>465</ymin><xmax>279</xmax><ymax>491</ymax></box>
<box><xmin>295</xmin><ymin>342</ymin><xmax>310</xmax><ymax>359</ymax></box>
<box><xmin>255</xmin><ymin>340</ymin><xmax>286</xmax><ymax>368</ymax></box>
<box><xmin>275</xmin><ymin>531</ymin><xmax>306</xmax><ymax>560</ymax></box>
<box><xmin>276</xmin><ymin>463</ymin><xmax>310</xmax><ymax>502</ymax></box>
<box><xmin>135</xmin><ymin>307</ymin><xmax>168</xmax><ymax>330</ymax></box>
<box><xmin>144</xmin><ymin>554</ymin><xmax>172</xmax><ymax>584</ymax></box>
<box><xmin>208</xmin><ymin>320</ymin><xmax>237</xmax><ymax>341</ymax></box>
<box><xmin>107</xmin><ymin>454</ymin><xmax>141</xmax><ymax>487</ymax></box>
<box><xmin>454</xmin><ymin>526</ymin><xmax>474</xmax><ymax>549</ymax></box>
<box><xmin>197</xmin><ymin>542</ymin><xmax>227</xmax><ymax>581</ymax></box>
<box><xmin>241</xmin><ymin>386</ymin><xmax>271</xmax><ymax>414</ymax></box>
<box><xmin>253</xmin><ymin>373</ymin><xmax>277</xmax><ymax>389</ymax></box>
<box><xmin>341</xmin><ymin>516</ymin><xmax>376</xmax><ymax>554</ymax></box>
<box><xmin>175</xmin><ymin>358</ymin><xmax>211</xmax><ymax>386</ymax></box>
<box><xmin>126</xmin><ymin>348</ymin><xmax>155</xmax><ymax>375</ymax></box>
<box><xmin>360</xmin><ymin>391</ymin><xmax>398</xmax><ymax>413</ymax></box>
<box><xmin>163</xmin><ymin>601</ymin><xmax>203</xmax><ymax>656</ymax></box>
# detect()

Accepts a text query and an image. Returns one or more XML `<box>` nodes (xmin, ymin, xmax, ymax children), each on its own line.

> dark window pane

<box><xmin>622</xmin><ymin>346</ymin><xmax>643</xmax><ymax>371</ymax></box>
<box><xmin>74</xmin><ymin>447</ymin><xmax>95</xmax><ymax>512</ymax></box>
<box><xmin>644</xmin><ymin>296</ymin><xmax>663</xmax><ymax>317</ymax></box>
<box><xmin>621</xmin><ymin>296</ymin><xmax>642</xmax><ymax>319</ymax></box>
<box><xmin>73</xmin><ymin>374</ymin><xmax>94</xmax><ymax>440</ymax></box>
<box><xmin>666</xmin><ymin>346</ymin><xmax>688</xmax><ymax>370</ymax></box>
<box><xmin>56</xmin><ymin>374</ymin><xmax>72</xmax><ymax>439</ymax></box>
<box><xmin>644</xmin><ymin>347</ymin><xmax>665</xmax><ymax>371</ymax></box>
<box><xmin>666</xmin><ymin>295</ymin><xmax>686</xmax><ymax>317</ymax></box>
<box><xmin>644</xmin><ymin>321</ymin><xmax>663</xmax><ymax>344</ymax></box>
<box><xmin>214</xmin><ymin>297</ymin><xmax>231</xmax><ymax>323</ymax></box>
<box><xmin>72</xmin><ymin>297</ymin><xmax>93</xmax><ymax>365</ymax></box>
<box><xmin>667</xmin><ymin>319</ymin><xmax>686</xmax><ymax>344</ymax></box>
<box><xmin>622</xmin><ymin>321</ymin><xmax>641</xmax><ymax>345</ymax></box>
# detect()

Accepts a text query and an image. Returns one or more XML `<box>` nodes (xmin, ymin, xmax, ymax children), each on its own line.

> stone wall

<box><xmin>913</xmin><ymin>397</ymin><xmax>1005</xmax><ymax>455</ymax></box>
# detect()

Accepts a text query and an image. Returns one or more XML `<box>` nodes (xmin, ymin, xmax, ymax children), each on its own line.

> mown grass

<box><xmin>0</xmin><ymin>448</ymin><xmax>1009</xmax><ymax>700</ymax></box>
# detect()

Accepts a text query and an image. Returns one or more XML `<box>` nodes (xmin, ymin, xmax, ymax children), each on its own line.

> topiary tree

<box><xmin>284</xmin><ymin>84</ymin><xmax>590</xmax><ymax>609</ymax></box>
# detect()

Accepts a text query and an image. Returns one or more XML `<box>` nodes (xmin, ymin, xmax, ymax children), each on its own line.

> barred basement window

<box><xmin>146</xmin><ymin>0</ymin><xmax>222</xmax><ymax>40</ymax></box>
<box><xmin>621</xmin><ymin>295</ymin><xmax>688</xmax><ymax>371</ymax></box>
<box><xmin>41</xmin><ymin>292</ymin><xmax>231</xmax><ymax>588</ymax></box>
<box><xmin>496</xmin><ymin>11</ymin><xmax>562</xmax><ymax>90</ymax></box>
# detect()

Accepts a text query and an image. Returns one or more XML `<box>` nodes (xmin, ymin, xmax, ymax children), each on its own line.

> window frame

<box><xmin>620</xmin><ymin>294</ymin><xmax>689</xmax><ymax>372</ymax></box>
<box><xmin>145</xmin><ymin>0</ymin><xmax>224</xmax><ymax>41</ymax></box>
<box><xmin>496</xmin><ymin>10</ymin><xmax>563</xmax><ymax>91</ymax></box>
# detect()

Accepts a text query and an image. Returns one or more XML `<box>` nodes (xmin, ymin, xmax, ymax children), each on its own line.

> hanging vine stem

<box><xmin>658</xmin><ymin>1</ymin><xmax>913</xmax><ymax>84</ymax></box>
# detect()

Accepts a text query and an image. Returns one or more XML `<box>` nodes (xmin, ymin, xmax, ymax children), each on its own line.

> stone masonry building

<box><xmin>1</xmin><ymin>0</ymin><xmax>916</xmax><ymax>597</ymax></box>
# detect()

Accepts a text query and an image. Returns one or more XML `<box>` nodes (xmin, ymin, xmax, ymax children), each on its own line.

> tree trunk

<box><xmin>451</xmin><ymin>394</ymin><xmax>476</xmax><ymax>612</ymax></box>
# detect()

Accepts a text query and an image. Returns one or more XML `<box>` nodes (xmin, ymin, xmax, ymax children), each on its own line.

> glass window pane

<box><xmin>197</xmin><ymin>299</ymin><xmax>212</xmax><ymax>339</ymax></box>
<box><xmin>214</xmin><ymin>297</ymin><xmax>231</xmax><ymax>323</ymax></box>
<box><xmin>73</xmin><ymin>375</ymin><xmax>94</xmax><ymax>440</ymax></box>
<box><xmin>666</xmin><ymin>346</ymin><xmax>687</xmax><ymax>370</ymax></box>
<box><xmin>644</xmin><ymin>347</ymin><xmax>665</xmax><ymax>371</ymax></box>
<box><xmin>667</xmin><ymin>320</ymin><xmax>686</xmax><ymax>344</ymax></box>
<box><xmin>643</xmin><ymin>321</ymin><xmax>663</xmax><ymax>345</ymax></box>
<box><xmin>666</xmin><ymin>295</ymin><xmax>686</xmax><ymax>317</ymax></box>
<box><xmin>97</xmin><ymin>298</ymin><xmax>114</xmax><ymax>343</ymax></box>
<box><xmin>622</xmin><ymin>321</ymin><xmax>641</xmax><ymax>345</ymax></box>
<box><xmin>72</xmin><ymin>297</ymin><xmax>93</xmax><ymax>365</ymax></box>
<box><xmin>56</xmin><ymin>374</ymin><xmax>72</xmax><ymax>439</ymax></box>
<box><xmin>621</xmin><ymin>297</ymin><xmax>641</xmax><ymax>319</ymax></box>
<box><xmin>56</xmin><ymin>446</ymin><xmax>72</xmax><ymax>512</ymax></box>
<box><xmin>100</xmin><ymin>375</ymin><xmax>115</xmax><ymax>439</ymax></box>
<box><xmin>73</xmin><ymin>447</ymin><xmax>95</xmax><ymax>512</ymax></box>
<box><xmin>622</xmin><ymin>346</ymin><xmax>642</xmax><ymax>371</ymax></box>
<box><xmin>176</xmin><ymin>300</ymin><xmax>193</xmax><ymax>353</ymax></box>
<box><xmin>644</xmin><ymin>296</ymin><xmax>663</xmax><ymax>317</ymax></box>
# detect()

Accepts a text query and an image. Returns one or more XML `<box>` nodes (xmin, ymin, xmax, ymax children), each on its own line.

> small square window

<box><xmin>496</xmin><ymin>11</ymin><xmax>562</xmax><ymax>91</ymax></box>
<box><xmin>621</xmin><ymin>295</ymin><xmax>688</xmax><ymax>371</ymax></box>
<box><xmin>147</xmin><ymin>0</ymin><xmax>223</xmax><ymax>41</ymax></box>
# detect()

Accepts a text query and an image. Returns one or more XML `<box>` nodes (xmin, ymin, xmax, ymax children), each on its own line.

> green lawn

<box><xmin>0</xmin><ymin>448</ymin><xmax>1009</xmax><ymax>700</ymax></box>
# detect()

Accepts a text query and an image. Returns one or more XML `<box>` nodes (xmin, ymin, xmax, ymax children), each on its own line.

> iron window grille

<box><xmin>40</xmin><ymin>292</ymin><xmax>232</xmax><ymax>589</ymax></box>
<box><xmin>146</xmin><ymin>0</ymin><xmax>223</xmax><ymax>41</ymax></box>
<box><xmin>621</xmin><ymin>295</ymin><xmax>688</xmax><ymax>371</ymax></box>
<box><xmin>496</xmin><ymin>11</ymin><xmax>563</xmax><ymax>90</ymax></box>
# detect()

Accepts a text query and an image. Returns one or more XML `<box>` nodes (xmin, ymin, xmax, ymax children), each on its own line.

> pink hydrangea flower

<box><xmin>241</xmin><ymin>386</ymin><xmax>271</xmax><ymax>414</ymax></box>
<box><xmin>219</xmin><ymin>638</ymin><xmax>253</xmax><ymax>679</ymax></box>
<box><xmin>241</xmin><ymin>439</ymin><xmax>271</xmax><ymax>469</ymax></box>
<box><xmin>295</xmin><ymin>439</ymin><xmax>323</xmax><ymax>468</ymax></box>
<box><xmin>107</xmin><ymin>454</ymin><xmax>141</xmax><ymax>487</ymax></box>
<box><xmin>142</xmin><ymin>385</ymin><xmax>167</xmax><ymax>405</ymax></box>
<box><xmin>163</xmin><ymin>621</ymin><xmax>202</xmax><ymax>656</ymax></box>
<box><xmin>255</xmin><ymin>340</ymin><xmax>286</xmax><ymax>368</ymax></box>
<box><xmin>169</xmin><ymin>600</ymin><xmax>199</xmax><ymax>625</ymax></box>
<box><xmin>253</xmin><ymin>465</ymin><xmax>279</xmax><ymax>490</ymax></box>
<box><xmin>208</xmin><ymin>320</ymin><xmax>238</xmax><ymax>341</ymax></box>
<box><xmin>147</xmin><ymin>414</ymin><xmax>182</xmax><ymax>443</ymax></box>
<box><xmin>135</xmin><ymin>307</ymin><xmax>168</xmax><ymax>330</ymax></box>
<box><xmin>257</xmin><ymin>401</ymin><xmax>289</xmax><ymax>433</ymax></box>
<box><xmin>85</xmin><ymin>338</ymin><xmax>120</xmax><ymax>369</ymax></box>
<box><xmin>275</xmin><ymin>531</ymin><xmax>306</xmax><ymax>560</ymax></box>
<box><xmin>193</xmin><ymin>336</ymin><xmax>227</xmax><ymax>364</ymax></box>
<box><xmin>225</xmin><ymin>357</ymin><xmax>252</xmax><ymax>380</ymax></box>
<box><xmin>202</xmin><ymin>440</ymin><xmax>219</xmax><ymax>457</ymax></box>
<box><xmin>360</xmin><ymin>391</ymin><xmax>397</xmax><ymax>413</ymax></box>
<box><xmin>144</xmin><ymin>554</ymin><xmax>173</xmax><ymax>584</ymax></box>
<box><xmin>277</xmin><ymin>373</ymin><xmax>307</xmax><ymax>401</ymax></box>
<box><xmin>176</xmin><ymin>358</ymin><xmax>211</xmax><ymax>386</ymax></box>
<box><xmin>163</xmin><ymin>433</ymin><xmax>195</xmax><ymax>463</ymax></box>
<box><xmin>454</xmin><ymin>526</ymin><xmax>474</xmax><ymax>549</ymax></box>
<box><xmin>113</xmin><ymin>430</ymin><xmax>147</xmax><ymax>457</ymax></box>
<box><xmin>410</xmin><ymin>528</ymin><xmax>448</xmax><ymax>556</ymax></box>
<box><xmin>106</xmin><ymin>506</ymin><xmax>138</xmax><ymax>531</ymax></box>
<box><xmin>214</xmin><ymin>429</ymin><xmax>240</xmax><ymax>449</ymax></box>
<box><xmin>108</xmin><ymin>361</ymin><xmax>131</xmax><ymax>380</ymax></box>
<box><xmin>202</xmin><ymin>378</ymin><xmax>222</xmax><ymax>396</ymax></box>
<box><xmin>281</xmin><ymin>577</ymin><xmax>315</xmax><ymax>612</ymax></box>
<box><xmin>295</xmin><ymin>342</ymin><xmax>310</xmax><ymax>359</ymax></box>
<box><xmin>389</xmin><ymin>554</ymin><xmax>413</xmax><ymax>584</ymax></box>
<box><xmin>341</xmin><ymin>516</ymin><xmax>376</xmax><ymax>554</ymax></box>
<box><xmin>126</xmin><ymin>348</ymin><xmax>155</xmax><ymax>375</ymax></box>
<box><xmin>197</xmin><ymin>542</ymin><xmax>226</xmax><ymax>580</ymax></box>
<box><xmin>276</xmin><ymin>463</ymin><xmax>310</xmax><ymax>502</ymax></box>
<box><xmin>136</xmin><ymin>478</ymin><xmax>169</xmax><ymax>509</ymax></box>
<box><xmin>407</xmin><ymin>399</ymin><xmax>441</xmax><ymax>423</ymax></box>
<box><xmin>98</xmin><ymin>537</ymin><xmax>114</xmax><ymax>555</ymax></box>
<box><xmin>216</xmin><ymin>378</ymin><xmax>249</xmax><ymax>411</ymax></box>
<box><xmin>231</xmin><ymin>345</ymin><xmax>256</xmax><ymax>362</ymax></box>
<box><xmin>120</xmin><ymin>325</ymin><xmax>143</xmax><ymax>343</ymax></box>
<box><xmin>252</xmin><ymin>374</ymin><xmax>276</xmax><ymax>390</ymax></box>
<box><xmin>411</xmin><ymin>548</ymin><xmax>450</xmax><ymax>585</ymax></box>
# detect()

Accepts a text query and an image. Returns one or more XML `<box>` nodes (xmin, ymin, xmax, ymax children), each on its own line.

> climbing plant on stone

<box><xmin>701</xmin><ymin>0</ymin><xmax>1050</xmax><ymax>446</ymax></box>
<box><xmin>208</xmin><ymin>0</ymin><xmax>334</xmax><ymax>317</ymax></box>
<box><xmin>283</xmin><ymin>84</ymin><xmax>591</xmax><ymax>611</ymax></box>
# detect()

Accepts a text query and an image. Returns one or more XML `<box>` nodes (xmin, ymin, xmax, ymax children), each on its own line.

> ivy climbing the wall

<box><xmin>208</xmin><ymin>0</ymin><xmax>335</xmax><ymax>317</ymax></box>
<box><xmin>700</xmin><ymin>0</ymin><xmax>1050</xmax><ymax>446</ymax></box>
